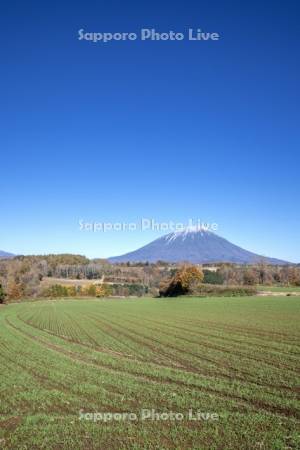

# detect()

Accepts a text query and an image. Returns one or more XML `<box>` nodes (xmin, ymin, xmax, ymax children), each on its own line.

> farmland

<box><xmin>0</xmin><ymin>296</ymin><xmax>299</xmax><ymax>449</ymax></box>
<box><xmin>257</xmin><ymin>285</ymin><xmax>300</xmax><ymax>293</ymax></box>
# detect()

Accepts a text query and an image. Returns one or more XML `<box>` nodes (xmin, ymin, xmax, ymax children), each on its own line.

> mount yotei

<box><xmin>109</xmin><ymin>229</ymin><xmax>289</xmax><ymax>265</ymax></box>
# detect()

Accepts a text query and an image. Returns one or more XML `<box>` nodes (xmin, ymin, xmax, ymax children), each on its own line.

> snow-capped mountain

<box><xmin>109</xmin><ymin>228</ymin><xmax>289</xmax><ymax>265</ymax></box>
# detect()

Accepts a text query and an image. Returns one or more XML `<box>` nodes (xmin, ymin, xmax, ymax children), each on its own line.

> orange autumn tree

<box><xmin>159</xmin><ymin>265</ymin><xmax>204</xmax><ymax>297</ymax></box>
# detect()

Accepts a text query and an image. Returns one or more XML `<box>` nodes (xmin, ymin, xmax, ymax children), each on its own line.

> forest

<box><xmin>0</xmin><ymin>254</ymin><xmax>299</xmax><ymax>301</ymax></box>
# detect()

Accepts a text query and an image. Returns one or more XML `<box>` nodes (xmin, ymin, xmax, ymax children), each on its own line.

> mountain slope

<box><xmin>109</xmin><ymin>229</ymin><xmax>289</xmax><ymax>265</ymax></box>
<box><xmin>0</xmin><ymin>250</ymin><xmax>15</xmax><ymax>259</ymax></box>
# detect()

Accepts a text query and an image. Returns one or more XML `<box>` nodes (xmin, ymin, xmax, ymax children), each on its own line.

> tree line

<box><xmin>0</xmin><ymin>254</ymin><xmax>299</xmax><ymax>301</ymax></box>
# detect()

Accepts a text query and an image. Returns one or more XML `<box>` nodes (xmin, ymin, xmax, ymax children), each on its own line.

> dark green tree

<box><xmin>0</xmin><ymin>284</ymin><xmax>6</xmax><ymax>303</ymax></box>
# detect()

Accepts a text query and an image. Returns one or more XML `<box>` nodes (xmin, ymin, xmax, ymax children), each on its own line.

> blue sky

<box><xmin>1</xmin><ymin>0</ymin><xmax>300</xmax><ymax>261</ymax></box>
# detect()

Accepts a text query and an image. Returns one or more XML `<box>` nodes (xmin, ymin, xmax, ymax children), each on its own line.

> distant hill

<box><xmin>109</xmin><ymin>228</ymin><xmax>290</xmax><ymax>265</ymax></box>
<box><xmin>0</xmin><ymin>250</ymin><xmax>15</xmax><ymax>259</ymax></box>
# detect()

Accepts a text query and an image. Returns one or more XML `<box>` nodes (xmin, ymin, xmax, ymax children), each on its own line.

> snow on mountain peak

<box><xmin>165</xmin><ymin>226</ymin><xmax>212</xmax><ymax>243</ymax></box>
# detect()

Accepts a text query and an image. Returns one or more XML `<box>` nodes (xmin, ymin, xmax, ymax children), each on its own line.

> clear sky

<box><xmin>1</xmin><ymin>0</ymin><xmax>300</xmax><ymax>262</ymax></box>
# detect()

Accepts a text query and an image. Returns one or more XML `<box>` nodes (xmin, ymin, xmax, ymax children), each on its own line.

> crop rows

<box><xmin>0</xmin><ymin>296</ymin><xmax>299</xmax><ymax>449</ymax></box>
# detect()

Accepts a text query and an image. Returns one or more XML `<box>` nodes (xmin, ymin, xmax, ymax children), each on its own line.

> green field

<box><xmin>257</xmin><ymin>285</ymin><xmax>300</xmax><ymax>293</ymax></box>
<box><xmin>0</xmin><ymin>296</ymin><xmax>299</xmax><ymax>449</ymax></box>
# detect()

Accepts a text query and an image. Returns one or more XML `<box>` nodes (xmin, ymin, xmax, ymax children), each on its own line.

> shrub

<box><xmin>43</xmin><ymin>284</ymin><xmax>69</xmax><ymax>297</ymax></box>
<box><xmin>159</xmin><ymin>265</ymin><xmax>204</xmax><ymax>297</ymax></box>
<box><xmin>203</xmin><ymin>270</ymin><xmax>224</xmax><ymax>285</ymax></box>
<box><xmin>191</xmin><ymin>284</ymin><xmax>257</xmax><ymax>297</ymax></box>
<box><xmin>0</xmin><ymin>284</ymin><xmax>6</xmax><ymax>303</ymax></box>
<box><xmin>108</xmin><ymin>283</ymin><xmax>146</xmax><ymax>297</ymax></box>
<box><xmin>95</xmin><ymin>284</ymin><xmax>112</xmax><ymax>297</ymax></box>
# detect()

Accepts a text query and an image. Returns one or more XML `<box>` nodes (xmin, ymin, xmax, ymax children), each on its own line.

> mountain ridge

<box><xmin>109</xmin><ymin>229</ymin><xmax>290</xmax><ymax>265</ymax></box>
<box><xmin>0</xmin><ymin>250</ymin><xmax>15</xmax><ymax>259</ymax></box>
